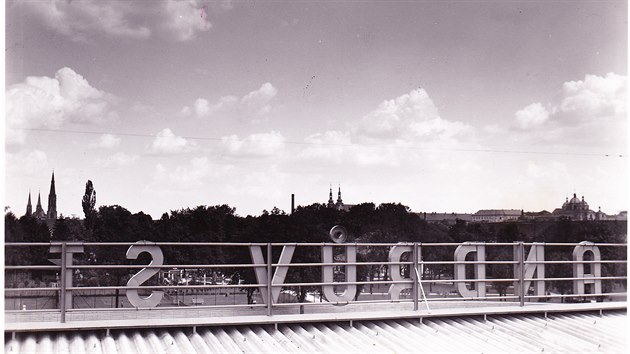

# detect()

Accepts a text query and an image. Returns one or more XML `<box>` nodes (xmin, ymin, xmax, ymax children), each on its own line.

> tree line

<box><xmin>4</xmin><ymin>201</ymin><xmax>627</xmax><ymax>300</ymax></box>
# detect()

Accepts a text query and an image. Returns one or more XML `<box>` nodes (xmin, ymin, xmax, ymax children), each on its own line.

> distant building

<box><xmin>595</xmin><ymin>208</ymin><xmax>627</xmax><ymax>221</ymax></box>
<box><xmin>24</xmin><ymin>171</ymin><xmax>57</xmax><ymax>232</ymax></box>
<box><xmin>521</xmin><ymin>210</ymin><xmax>555</xmax><ymax>221</ymax></box>
<box><xmin>326</xmin><ymin>185</ymin><xmax>354</xmax><ymax>211</ymax></box>
<box><xmin>419</xmin><ymin>212</ymin><xmax>473</xmax><ymax>225</ymax></box>
<box><xmin>551</xmin><ymin>193</ymin><xmax>595</xmax><ymax>221</ymax></box>
<box><xmin>472</xmin><ymin>209</ymin><xmax>522</xmax><ymax>223</ymax></box>
<box><xmin>32</xmin><ymin>193</ymin><xmax>46</xmax><ymax>220</ymax></box>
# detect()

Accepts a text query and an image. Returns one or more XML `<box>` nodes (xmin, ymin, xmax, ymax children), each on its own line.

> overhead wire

<box><xmin>19</xmin><ymin>127</ymin><xmax>625</xmax><ymax>158</ymax></box>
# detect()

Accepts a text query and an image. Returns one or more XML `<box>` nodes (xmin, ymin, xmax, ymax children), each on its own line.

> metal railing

<box><xmin>4</xmin><ymin>241</ymin><xmax>627</xmax><ymax>323</ymax></box>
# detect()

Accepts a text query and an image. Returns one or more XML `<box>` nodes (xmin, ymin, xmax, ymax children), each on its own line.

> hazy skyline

<box><xmin>5</xmin><ymin>0</ymin><xmax>628</xmax><ymax>218</ymax></box>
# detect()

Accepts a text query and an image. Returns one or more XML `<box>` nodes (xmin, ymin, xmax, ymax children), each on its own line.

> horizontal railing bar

<box><xmin>5</xmin><ymin>242</ymin><xmax>628</xmax><ymax>247</ymax></box>
<box><xmin>6</xmin><ymin>275</ymin><xmax>625</xmax><ymax>292</ymax></box>
<box><xmin>3</xmin><ymin>287</ymin><xmax>61</xmax><ymax>292</ymax></box>
<box><xmin>526</xmin><ymin>276</ymin><xmax>627</xmax><ymax>281</ymax></box>
<box><xmin>5</xmin><ymin>259</ymin><xmax>627</xmax><ymax>270</ymax></box>
<box><xmin>524</xmin><ymin>292</ymin><xmax>628</xmax><ymax>299</ymax></box>
<box><xmin>4</xmin><ymin>266</ymin><xmax>60</xmax><ymax>270</ymax></box>
<box><xmin>523</xmin><ymin>260</ymin><xmax>628</xmax><ymax>264</ymax></box>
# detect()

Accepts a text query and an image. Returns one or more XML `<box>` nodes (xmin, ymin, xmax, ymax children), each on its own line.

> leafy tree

<box><xmin>82</xmin><ymin>180</ymin><xmax>96</xmax><ymax>221</ymax></box>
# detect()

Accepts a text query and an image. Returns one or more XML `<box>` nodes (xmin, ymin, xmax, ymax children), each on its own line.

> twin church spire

<box><xmin>25</xmin><ymin>171</ymin><xmax>57</xmax><ymax>230</ymax></box>
<box><xmin>327</xmin><ymin>184</ymin><xmax>344</xmax><ymax>210</ymax></box>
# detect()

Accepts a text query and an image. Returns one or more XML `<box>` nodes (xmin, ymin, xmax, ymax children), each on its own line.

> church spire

<box><xmin>47</xmin><ymin>171</ymin><xmax>57</xmax><ymax>223</ymax></box>
<box><xmin>327</xmin><ymin>185</ymin><xmax>335</xmax><ymax>208</ymax></box>
<box><xmin>34</xmin><ymin>191</ymin><xmax>46</xmax><ymax>219</ymax></box>
<box><xmin>336</xmin><ymin>185</ymin><xmax>343</xmax><ymax>205</ymax></box>
<box><xmin>26</xmin><ymin>191</ymin><xmax>32</xmax><ymax>216</ymax></box>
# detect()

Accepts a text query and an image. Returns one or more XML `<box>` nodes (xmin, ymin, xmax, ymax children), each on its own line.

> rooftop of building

<box><xmin>5</xmin><ymin>302</ymin><xmax>627</xmax><ymax>354</ymax></box>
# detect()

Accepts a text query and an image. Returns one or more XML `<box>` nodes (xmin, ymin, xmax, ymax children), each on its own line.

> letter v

<box><xmin>249</xmin><ymin>245</ymin><xmax>296</xmax><ymax>305</ymax></box>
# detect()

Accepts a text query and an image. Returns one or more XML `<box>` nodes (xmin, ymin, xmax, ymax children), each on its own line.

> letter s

<box><xmin>126</xmin><ymin>241</ymin><xmax>164</xmax><ymax>308</ymax></box>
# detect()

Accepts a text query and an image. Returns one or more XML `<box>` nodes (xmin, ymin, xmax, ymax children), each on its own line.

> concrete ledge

<box><xmin>5</xmin><ymin>301</ymin><xmax>626</xmax><ymax>333</ymax></box>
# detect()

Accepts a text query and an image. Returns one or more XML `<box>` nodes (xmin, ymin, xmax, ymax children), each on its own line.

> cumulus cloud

<box><xmin>149</xmin><ymin>128</ymin><xmax>196</xmax><ymax>154</ymax></box>
<box><xmin>296</xmin><ymin>130</ymin><xmax>406</xmax><ymax>168</ymax></box>
<box><xmin>511</xmin><ymin>73</ymin><xmax>627</xmax><ymax>152</ymax></box>
<box><xmin>357</xmin><ymin>88</ymin><xmax>471</xmax><ymax>141</ymax></box>
<box><xmin>148</xmin><ymin>157</ymin><xmax>234</xmax><ymax>193</ymax></box>
<box><xmin>180</xmin><ymin>96</ymin><xmax>238</xmax><ymax>118</ymax></box>
<box><xmin>558</xmin><ymin>72</ymin><xmax>627</xmax><ymax>117</ymax></box>
<box><xmin>239</xmin><ymin>83</ymin><xmax>278</xmax><ymax>117</ymax></box>
<box><xmin>95</xmin><ymin>152</ymin><xmax>139</xmax><ymax>168</ymax></box>
<box><xmin>21</xmin><ymin>0</ymin><xmax>224</xmax><ymax>42</ymax></box>
<box><xmin>6</xmin><ymin>150</ymin><xmax>50</xmax><ymax>176</ymax></box>
<box><xmin>299</xmin><ymin>131</ymin><xmax>352</xmax><ymax>164</ymax></box>
<box><xmin>180</xmin><ymin>83</ymin><xmax>277</xmax><ymax>120</ymax></box>
<box><xmin>164</xmin><ymin>0</ymin><xmax>212</xmax><ymax>41</ymax></box>
<box><xmin>294</xmin><ymin>88</ymin><xmax>478</xmax><ymax>170</ymax></box>
<box><xmin>515</xmin><ymin>103</ymin><xmax>550</xmax><ymax>129</ymax></box>
<box><xmin>22</xmin><ymin>0</ymin><xmax>150</xmax><ymax>41</ymax></box>
<box><xmin>224</xmin><ymin>165</ymin><xmax>286</xmax><ymax>199</ymax></box>
<box><xmin>6</xmin><ymin>67</ymin><xmax>117</xmax><ymax>145</ymax></box>
<box><xmin>220</xmin><ymin>131</ymin><xmax>285</xmax><ymax>157</ymax></box>
<box><xmin>90</xmin><ymin>134</ymin><xmax>121</xmax><ymax>149</ymax></box>
<box><xmin>515</xmin><ymin>73</ymin><xmax>627</xmax><ymax>130</ymax></box>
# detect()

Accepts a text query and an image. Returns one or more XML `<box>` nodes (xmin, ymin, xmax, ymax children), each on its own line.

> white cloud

<box><xmin>90</xmin><ymin>134</ymin><xmax>121</xmax><ymax>149</ymax></box>
<box><xmin>225</xmin><ymin>165</ymin><xmax>286</xmax><ymax>199</ymax></box>
<box><xmin>180</xmin><ymin>83</ymin><xmax>277</xmax><ymax>120</ymax></box>
<box><xmin>21</xmin><ymin>0</ymin><xmax>223</xmax><ymax>42</ymax></box>
<box><xmin>295</xmin><ymin>87</ymin><xmax>476</xmax><ymax>169</ymax></box>
<box><xmin>515</xmin><ymin>73</ymin><xmax>627</xmax><ymax>128</ymax></box>
<box><xmin>147</xmin><ymin>157</ymin><xmax>234</xmax><ymax>193</ymax></box>
<box><xmin>6</xmin><ymin>150</ymin><xmax>50</xmax><ymax>176</ymax></box>
<box><xmin>180</xmin><ymin>96</ymin><xmax>238</xmax><ymax>118</ymax></box>
<box><xmin>558</xmin><ymin>72</ymin><xmax>627</xmax><ymax>117</ymax></box>
<box><xmin>22</xmin><ymin>0</ymin><xmax>150</xmax><ymax>41</ymax></box>
<box><xmin>164</xmin><ymin>0</ymin><xmax>212</xmax><ymax>41</ymax></box>
<box><xmin>239</xmin><ymin>82</ymin><xmax>278</xmax><ymax>117</ymax></box>
<box><xmin>515</xmin><ymin>103</ymin><xmax>550</xmax><ymax>129</ymax></box>
<box><xmin>299</xmin><ymin>131</ymin><xmax>351</xmax><ymax>164</ymax></box>
<box><xmin>357</xmin><ymin>88</ymin><xmax>471</xmax><ymax>141</ymax></box>
<box><xmin>511</xmin><ymin>73</ymin><xmax>627</xmax><ymax>151</ymax></box>
<box><xmin>95</xmin><ymin>152</ymin><xmax>139</xmax><ymax>168</ymax></box>
<box><xmin>6</xmin><ymin>67</ymin><xmax>117</xmax><ymax>145</ymax></box>
<box><xmin>221</xmin><ymin>131</ymin><xmax>285</xmax><ymax>157</ymax></box>
<box><xmin>149</xmin><ymin>128</ymin><xmax>196</xmax><ymax>154</ymax></box>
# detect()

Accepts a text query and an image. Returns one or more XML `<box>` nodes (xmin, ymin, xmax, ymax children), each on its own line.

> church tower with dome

<box><xmin>552</xmin><ymin>193</ymin><xmax>595</xmax><ymax>220</ymax></box>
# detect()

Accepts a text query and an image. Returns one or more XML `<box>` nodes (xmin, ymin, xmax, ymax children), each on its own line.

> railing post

<box><xmin>518</xmin><ymin>241</ymin><xmax>525</xmax><ymax>307</ymax></box>
<box><xmin>60</xmin><ymin>242</ymin><xmax>67</xmax><ymax>323</ymax></box>
<box><xmin>266</xmin><ymin>243</ymin><xmax>273</xmax><ymax>316</ymax></box>
<box><xmin>412</xmin><ymin>243</ymin><xmax>419</xmax><ymax>311</ymax></box>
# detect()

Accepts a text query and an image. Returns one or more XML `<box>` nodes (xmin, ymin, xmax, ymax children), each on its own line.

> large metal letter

<box><xmin>454</xmin><ymin>243</ymin><xmax>486</xmax><ymax>298</ymax></box>
<box><xmin>248</xmin><ymin>245</ymin><xmax>296</xmax><ymax>305</ymax></box>
<box><xmin>573</xmin><ymin>241</ymin><xmax>602</xmax><ymax>295</ymax></box>
<box><xmin>126</xmin><ymin>241</ymin><xmax>164</xmax><ymax>308</ymax></box>
<box><xmin>321</xmin><ymin>226</ymin><xmax>356</xmax><ymax>303</ymax></box>
<box><xmin>513</xmin><ymin>243</ymin><xmax>545</xmax><ymax>297</ymax></box>
<box><xmin>388</xmin><ymin>243</ymin><xmax>421</xmax><ymax>300</ymax></box>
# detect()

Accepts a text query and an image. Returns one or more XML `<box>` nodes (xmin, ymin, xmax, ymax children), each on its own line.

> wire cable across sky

<box><xmin>20</xmin><ymin>127</ymin><xmax>625</xmax><ymax>158</ymax></box>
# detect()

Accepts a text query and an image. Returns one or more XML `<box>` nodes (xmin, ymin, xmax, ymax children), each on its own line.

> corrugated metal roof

<box><xmin>5</xmin><ymin>311</ymin><xmax>627</xmax><ymax>353</ymax></box>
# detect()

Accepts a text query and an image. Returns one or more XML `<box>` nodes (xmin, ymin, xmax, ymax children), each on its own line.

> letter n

<box><xmin>454</xmin><ymin>243</ymin><xmax>486</xmax><ymax>298</ymax></box>
<box><xmin>513</xmin><ymin>243</ymin><xmax>545</xmax><ymax>297</ymax></box>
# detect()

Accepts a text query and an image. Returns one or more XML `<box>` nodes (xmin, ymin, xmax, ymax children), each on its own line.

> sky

<box><xmin>4</xmin><ymin>0</ymin><xmax>628</xmax><ymax>219</ymax></box>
